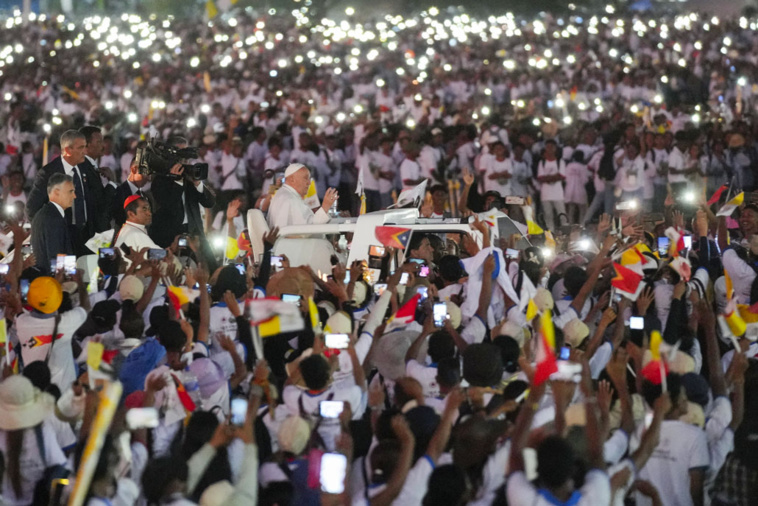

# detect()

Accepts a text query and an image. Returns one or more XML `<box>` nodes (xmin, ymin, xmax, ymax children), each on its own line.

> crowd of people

<box><xmin>0</xmin><ymin>3</ymin><xmax>755</xmax><ymax>506</ymax></box>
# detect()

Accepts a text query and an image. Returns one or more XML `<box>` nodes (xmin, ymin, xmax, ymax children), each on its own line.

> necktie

<box><xmin>136</xmin><ymin>189</ymin><xmax>143</xmax><ymax>197</ymax></box>
<box><xmin>72</xmin><ymin>167</ymin><xmax>86</xmax><ymax>225</ymax></box>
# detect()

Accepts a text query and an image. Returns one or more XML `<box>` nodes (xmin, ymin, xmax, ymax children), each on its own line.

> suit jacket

<box><xmin>26</xmin><ymin>156</ymin><xmax>112</xmax><ymax>239</ymax></box>
<box><xmin>31</xmin><ymin>202</ymin><xmax>74</xmax><ymax>273</ymax></box>
<box><xmin>148</xmin><ymin>175</ymin><xmax>215</xmax><ymax>248</ymax></box>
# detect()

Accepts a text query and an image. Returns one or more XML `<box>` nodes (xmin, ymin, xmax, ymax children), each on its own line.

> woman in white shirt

<box><xmin>0</xmin><ymin>376</ymin><xmax>67</xmax><ymax>506</ymax></box>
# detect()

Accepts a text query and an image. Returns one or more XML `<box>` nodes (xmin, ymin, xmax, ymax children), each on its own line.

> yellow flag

<box><xmin>650</xmin><ymin>330</ymin><xmax>662</xmax><ymax>360</ymax></box>
<box><xmin>226</xmin><ymin>236</ymin><xmax>240</xmax><ymax>259</ymax></box>
<box><xmin>87</xmin><ymin>341</ymin><xmax>104</xmax><ymax>372</ymax></box>
<box><xmin>527</xmin><ymin>220</ymin><xmax>544</xmax><ymax>235</ymax></box>
<box><xmin>308</xmin><ymin>297</ymin><xmax>320</xmax><ymax>331</ymax></box>
<box><xmin>540</xmin><ymin>309</ymin><xmax>555</xmax><ymax>350</ymax></box>
<box><xmin>360</xmin><ymin>194</ymin><xmax>367</xmax><ymax>215</ymax></box>
<box><xmin>0</xmin><ymin>318</ymin><xmax>6</xmax><ymax>345</ymax></box>
<box><xmin>206</xmin><ymin>0</ymin><xmax>218</xmax><ymax>19</ymax></box>
<box><xmin>725</xmin><ymin>310</ymin><xmax>747</xmax><ymax>337</ymax></box>
<box><xmin>526</xmin><ymin>298</ymin><xmax>538</xmax><ymax>321</ymax></box>
<box><xmin>303</xmin><ymin>180</ymin><xmax>320</xmax><ymax>208</ymax></box>
<box><xmin>203</xmin><ymin>71</ymin><xmax>212</xmax><ymax>93</ymax></box>
<box><xmin>724</xmin><ymin>269</ymin><xmax>734</xmax><ymax>300</ymax></box>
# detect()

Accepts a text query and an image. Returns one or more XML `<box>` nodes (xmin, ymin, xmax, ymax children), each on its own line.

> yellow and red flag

<box><xmin>611</xmin><ymin>262</ymin><xmax>643</xmax><ymax>296</ymax></box>
<box><xmin>533</xmin><ymin>309</ymin><xmax>558</xmax><ymax>386</ymax></box>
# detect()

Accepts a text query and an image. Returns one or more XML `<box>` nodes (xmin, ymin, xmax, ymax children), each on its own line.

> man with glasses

<box><xmin>267</xmin><ymin>163</ymin><xmax>338</xmax><ymax>229</ymax></box>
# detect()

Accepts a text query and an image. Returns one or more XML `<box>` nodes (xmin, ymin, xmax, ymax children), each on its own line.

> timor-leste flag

<box><xmin>375</xmin><ymin>226</ymin><xmax>412</xmax><ymax>250</ymax></box>
<box><xmin>611</xmin><ymin>262</ymin><xmax>643</xmax><ymax>297</ymax></box>
<box><xmin>533</xmin><ymin>309</ymin><xmax>558</xmax><ymax>386</ymax></box>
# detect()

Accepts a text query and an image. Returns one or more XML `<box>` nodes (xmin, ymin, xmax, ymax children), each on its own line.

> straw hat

<box><xmin>0</xmin><ymin>375</ymin><xmax>55</xmax><ymax>430</ymax></box>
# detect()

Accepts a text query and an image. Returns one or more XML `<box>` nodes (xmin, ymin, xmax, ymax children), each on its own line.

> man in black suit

<box><xmin>79</xmin><ymin>125</ymin><xmax>117</xmax><ymax>232</ymax></box>
<box><xmin>149</xmin><ymin>163</ymin><xmax>216</xmax><ymax>269</ymax></box>
<box><xmin>112</xmin><ymin>157</ymin><xmax>150</xmax><ymax>230</ymax></box>
<box><xmin>31</xmin><ymin>173</ymin><xmax>76</xmax><ymax>274</ymax></box>
<box><xmin>27</xmin><ymin>130</ymin><xmax>111</xmax><ymax>255</ymax></box>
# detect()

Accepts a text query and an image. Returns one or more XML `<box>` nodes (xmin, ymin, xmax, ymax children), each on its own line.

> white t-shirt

<box><xmin>405</xmin><ymin>359</ymin><xmax>440</xmax><ymax>399</ymax></box>
<box><xmin>15</xmin><ymin>308</ymin><xmax>87</xmax><ymax>389</ymax></box>
<box><xmin>537</xmin><ymin>158</ymin><xmax>565</xmax><ymax>201</ymax></box>
<box><xmin>506</xmin><ymin>469</ymin><xmax>611</xmax><ymax>506</ymax></box>
<box><xmin>667</xmin><ymin>147</ymin><xmax>689</xmax><ymax>184</ymax></box>
<box><xmin>483</xmin><ymin>157</ymin><xmax>513</xmax><ymax>196</ymax></box>
<box><xmin>722</xmin><ymin>249</ymin><xmax>756</xmax><ymax>304</ymax></box>
<box><xmin>633</xmin><ymin>420</ymin><xmax>710</xmax><ymax>506</ymax></box>
<box><xmin>399</xmin><ymin>159</ymin><xmax>421</xmax><ymax>190</ymax></box>
<box><xmin>0</xmin><ymin>421</ymin><xmax>67</xmax><ymax>506</ymax></box>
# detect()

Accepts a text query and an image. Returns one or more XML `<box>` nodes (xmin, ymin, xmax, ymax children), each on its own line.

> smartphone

<box><xmin>374</xmin><ymin>283</ymin><xmax>387</xmax><ymax>296</ymax></box>
<box><xmin>416</xmin><ymin>286</ymin><xmax>428</xmax><ymax>303</ymax></box>
<box><xmin>630</xmin><ymin>316</ymin><xmax>645</xmax><ymax>330</ymax></box>
<box><xmin>64</xmin><ymin>255</ymin><xmax>77</xmax><ymax>276</ymax></box>
<box><xmin>559</xmin><ymin>346</ymin><xmax>570</xmax><ymax>360</ymax></box>
<box><xmin>506</xmin><ymin>248</ymin><xmax>519</xmax><ymax>259</ymax></box>
<box><xmin>98</xmin><ymin>247</ymin><xmax>115</xmax><ymax>259</ymax></box>
<box><xmin>369</xmin><ymin>245</ymin><xmax>385</xmax><ymax>257</ymax></box>
<box><xmin>657</xmin><ymin>236</ymin><xmax>670</xmax><ymax>255</ymax></box>
<box><xmin>271</xmin><ymin>255</ymin><xmax>283</xmax><ymax>268</ymax></box>
<box><xmin>21</xmin><ymin>244</ymin><xmax>31</xmax><ymax>256</ymax></box>
<box><xmin>0</xmin><ymin>264</ymin><xmax>9</xmax><ymax>276</ymax></box>
<box><xmin>399</xmin><ymin>272</ymin><xmax>409</xmax><ymax>285</ymax></box>
<box><xmin>319</xmin><ymin>400</ymin><xmax>345</xmax><ymax>419</ymax></box>
<box><xmin>235</xmin><ymin>263</ymin><xmax>245</xmax><ymax>275</ymax></box>
<box><xmin>683</xmin><ymin>235</ymin><xmax>692</xmax><ymax>249</ymax></box>
<box><xmin>230</xmin><ymin>397</ymin><xmax>248</xmax><ymax>426</ymax></box>
<box><xmin>419</xmin><ymin>265</ymin><xmax>430</xmax><ymax>277</ymax></box>
<box><xmin>20</xmin><ymin>279</ymin><xmax>29</xmax><ymax>301</ymax></box>
<box><xmin>148</xmin><ymin>248</ymin><xmax>167</xmax><ymax>260</ymax></box>
<box><xmin>319</xmin><ymin>453</ymin><xmax>348</xmax><ymax>494</ymax></box>
<box><xmin>282</xmin><ymin>293</ymin><xmax>301</xmax><ymax>304</ymax></box>
<box><xmin>56</xmin><ymin>254</ymin><xmax>66</xmax><ymax>273</ymax></box>
<box><xmin>344</xmin><ymin>271</ymin><xmax>350</xmax><ymax>284</ymax></box>
<box><xmin>178</xmin><ymin>236</ymin><xmax>188</xmax><ymax>248</ymax></box>
<box><xmin>126</xmin><ymin>407</ymin><xmax>160</xmax><ymax>429</ymax></box>
<box><xmin>433</xmin><ymin>302</ymin><xmax>448</xmax><ymax>327</ymax></box>
<box><xmin>325</xmin><ymin>333</ymin><xmax>350</xmax><ymax>349</ymax></box>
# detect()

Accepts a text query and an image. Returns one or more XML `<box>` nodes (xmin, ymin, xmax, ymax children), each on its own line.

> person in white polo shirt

<box><xmin>267</xmin><ymin>163</ymin><xmax>338</xmax><ymax>229</ymax></box>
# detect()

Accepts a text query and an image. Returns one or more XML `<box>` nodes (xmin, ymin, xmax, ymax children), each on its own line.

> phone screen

<box><xmin>630</xmin><ymin>316</ymin><xmax>645</xmax><ymax>330</ymax></box>
<box><xmin>683</xmin><ymin>235</ymin><xmax>692</xmax><ymax>249</ymax></box>
<box><xmin>559</xmin><ymin>346</ymin><xmax>570</xmax><ymax>360</ymax></box>
<box><xmin>178</xmin><ymin>237</ymin><xmax>188</xmax><ymax>248</ymax></box>
<box><xmin>0</xmin><ymin>264</ymin><xmax>9</xmax><ymax>276</ymax></box>
<box><xmin>126</xmin><ymin>407</ymin><xmax>159</xmax><ymax>429</ymax></box>
<box><xmin>657</xmin><ymin>237</ymin><xmax>670</xmax><ymax>255</ymax></box>
<box><xmin>325</xmin><ymin>333</ymin><xmax>350</xmax><ymax>349</ymax></box>
<box><xmin>20</xmin><ymin>279</ymin><xmax>29</xmax><ymax>301</ymax></box>
<box><xmin>374</xmin><ymin>283</ymin><xmax>388</xmax><ymax>296</ymax></box>
<box><xmin>56</xmin><ymin>254</ymin><xmax>66</xmax><ymax>273</ymax></box>
<box><xmin>506</xmin><ymin>248</ymin><xmax>519</xmax><ymax>259</ymax></box>
<box><xmin>399</xmin><ymin>272</ymin><xmax>409</xmax><ymax>285</ymax></box>
<box><xmin>148</xmin><ymin>248</ymin><xmax>167</xmax><ymax>260</ymax></box>
<box><xmin>282</xmin><ymin>293</ymin><xmax>301</xmax><ymax>304</ymax></box>
<box><xmin>271</xmin><ymin>256</ymin><xmax>283</xmax><ymax>268</ymax></box>
<box><xmin>230</xmin><ymin>398</ymin><xmax>248</xmax><ymax>426</ymax></box>
<box><xmin>319</xmin><ymin>400</ymin><xmax>345</xmax><ymax>419</ymax></box>
<box><xmin>416</xmin><ymin>286</ymin><xmax>428</xmax><ymax>303</ymax></box>
<box><xmin>235</xmin><ymin>263</ymin><xmax>246</xmax><ymax>275</ymax></box>
<box><xmin>369</xmin><ymin>245</ymin><xmax>385</xmax><ymax>257</ymax></box>
<box><xmin>99</xmin><ymin>248</ymin><xmax>115</xmax><ymax>259</ymax></box>
<box><xmin>320</xmin><ymin>453</ymin><xmax>348</xmax><ymax>494</ymax></box>
<box><xmin>433</xmin><ymin>302</ymin><xmax>447</xmax><ymax>327</ymax></box>
<box><xmin>64</xmin><ymin>255</ymin><xmax>77</xmax><ymax>276</ymax></box>
<box><xmin>419</xmin><ymin>265</ymin><xmax>430</xmax><ymax>277</ymax></box>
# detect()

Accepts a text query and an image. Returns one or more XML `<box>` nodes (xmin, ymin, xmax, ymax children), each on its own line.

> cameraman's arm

<box><xmin>191</xmin><ymin>179</ymin><xmax>216</xmax><ymax>209</ymax></box>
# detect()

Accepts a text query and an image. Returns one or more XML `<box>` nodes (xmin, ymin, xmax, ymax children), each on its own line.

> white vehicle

<box><xmin>247</xmin><ymin>208</ymin><xmax>529</xmax><ymax>278</ymax></box>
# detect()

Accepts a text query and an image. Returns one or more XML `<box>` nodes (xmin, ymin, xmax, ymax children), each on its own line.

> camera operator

<box><xmin>148</xmin><ymin>162</ymin><xmax>216</xmax><ymax>270</ymax></box>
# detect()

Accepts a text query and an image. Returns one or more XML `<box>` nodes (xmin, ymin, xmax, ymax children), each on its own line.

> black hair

<box><xmin>642</xmin><ymin>372</ymin><xmax>683</xmax><ymax>409</ymax></box>
<box><xmin>142</xmin><ymin>457</ymin><xmax>189</xmax><ymax>504</ymax></box>
<box><xmin>299</xmin><ymin>355</ymin><xmax>331</xmax><ymax>391</ymax></box>
<box><xmin>124</xmin><ymin>196</ymin><xmax>146</xmax><ymax>217</ymax></box>
<box><xmin>491</xmin><ymin>335</ymin><xmax>520</xmax><ymax>374</ymax></box>
<box><xmin>563</xmin><ymin>266</ymin><xmax>588</xmax><ymax>298</ymax></box>
<box><xmin>537</xmin><ymin>435</ymin><xmax>576</xmax><ymax>489</ymax></box>
<box><xmin>211</xmin><ymin>265</ymin><xmax>247</xmax><ymax>301</ymax></box>
<box><xmin>462</xmin><ymin>344</ymin><xmax>504</xmax><ymax>387</ymax></box>
<box><xmin>428</xmin><ymin>330</ymin><xmax>455</xmax><ymax>363</ymax></box>
<box><xmin>422</xmin><ymin>464</ymin><xmax>470</xmax><ymax>506</ymax></box>
<box><xmin>407</xmin><ymin>233</ymin><xmax>428</xmax><ymax>255</ymax></box>
<box><xmin>182</xmin><ymin>411</ymin><xmax>232</xmax><ymax>501</ymax></box>
<box><xmin>78</xmin><ymin>125</ymin><xmax>101</xmax><ymax>144</ymax></box>
<box><xmin>370</xmin><ymin>439</ymin><xmax>401</xmax><ymax>484</ymax></box>
<box><xmin>120</xmin><ymin>300</ymin><xmax>145</xmax><ymax>339</ymax></box>
<box><xmin>436</xmin><ymin>357</ymin><xmax>461</xmax><ymax>389</ymax></box>
<box><xmin>157</xmin><ymin>320</ymin><xmax>186</xmax><ymax>353</ymax></box>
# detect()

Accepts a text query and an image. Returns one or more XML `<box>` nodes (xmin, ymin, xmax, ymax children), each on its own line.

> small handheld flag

<box><xmin>375</xmin><ymin>226</ymin><xmax>412</xmax><ymax>250</ymax></box>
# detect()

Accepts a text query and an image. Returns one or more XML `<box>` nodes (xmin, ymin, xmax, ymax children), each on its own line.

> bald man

<box><xmin>267</xmin><ymin>163</ymin><xmax>339</xmax><ymax>229</ymax></box>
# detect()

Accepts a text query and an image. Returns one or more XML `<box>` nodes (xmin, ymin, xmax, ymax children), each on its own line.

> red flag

<box><xmin>533</xmin><ymin>311</ymin><xmax>558</xmax><ymax>386</ymax></box>
<box><xmin>237</xmin><ymin>230</ymin><xmax>252</xmax><ymax>252</ymax></box>
<box><xmin>385</xmin><ymin>293</ymin><xmax>421</xmax><ymax>331</ymax></box>
<box><xmin>707</xmin><ymin>185</ymin><xmax>728</xmax><ymax>206</ymax></box>
<box><xmin>171</xmin><ymin>374</ymin><xmax>197</xmax><ymax>413</ymax></box>
<box><xmin>611</xmin><ymin>262</ymin><xmax>643</xmax><ymax>295</ymax></box>
<box><xmin>375</xmin><ymin>226</ymin><xmax>412</xmax><ymax>250</ymax></box>
<box><xmin>641</xmin><ymin>360</ymin><xmax>669</xmax><ymax>385</ymax></box>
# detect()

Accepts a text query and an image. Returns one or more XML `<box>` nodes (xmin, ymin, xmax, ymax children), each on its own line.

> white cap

<box><xmin>284</xmin><ymin>163</ymin><xmax>307</xmax><ymax>178</ymax></box>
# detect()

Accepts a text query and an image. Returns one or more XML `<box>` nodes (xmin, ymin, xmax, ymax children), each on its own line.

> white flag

<box><xmin>396</xmin><ymin>180</ymin><xmax>428</xmax><ymax>208</ymax></box>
